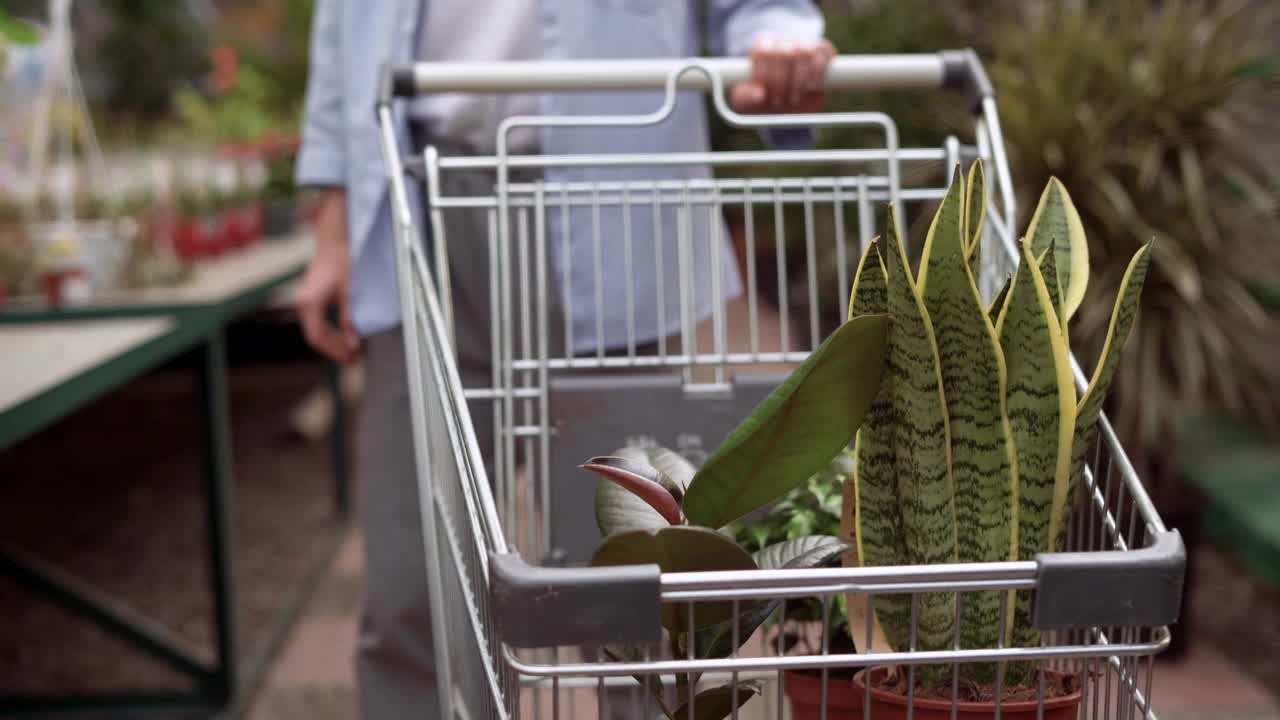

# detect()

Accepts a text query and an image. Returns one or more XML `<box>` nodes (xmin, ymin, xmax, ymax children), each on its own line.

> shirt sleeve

<box><xmin>704</xmin><ymin>0</ymin><xmax>825</xmax><ymax>58</ymax></box>
<box><xmin>294</xmin><ymin>0</ymin><xmax>347</xmax><ymax>188</ymax></box>
<box><xmin>703</xmin><ymin>0</ymin><xmax>826</xmax><ymax>151</ymax></box>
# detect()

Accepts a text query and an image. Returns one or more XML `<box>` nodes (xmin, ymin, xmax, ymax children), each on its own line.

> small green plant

<box><xmin>581</xmin><ymin>315</ymin><xmax>890</xmax><ymax>719</ymax></box>
<box><xmin>730</xmin><ymin>450</ymin><xmax>857</xmax><ymax>656</ymax></box>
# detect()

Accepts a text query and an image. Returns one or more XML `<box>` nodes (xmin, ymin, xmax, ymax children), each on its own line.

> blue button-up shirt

<box><xmin>296</xmin><ymin>0</ymin><xmax>823</xmax><ymax>348</ymax></box>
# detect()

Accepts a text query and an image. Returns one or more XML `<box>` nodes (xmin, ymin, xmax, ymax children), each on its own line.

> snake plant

<box><xmin>848</xmin><ymin>161</ymin><xmax>1151</xmax><ymax>687</ymax></box>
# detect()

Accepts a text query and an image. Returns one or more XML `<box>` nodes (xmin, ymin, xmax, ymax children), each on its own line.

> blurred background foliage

<box><xmin>715</xmin><ymin>0</ymin><xmax>1280</xmax><ymax>503</ymax></box>
<box><xmin>984</xmin><ymin>0</ymin><xmax>1280</xmax><ymax>498</ymax></box>
<box><xmin>7</xmin><ymin>0</ymin><xmax>1278</xmax><ymax>506</ymax></box>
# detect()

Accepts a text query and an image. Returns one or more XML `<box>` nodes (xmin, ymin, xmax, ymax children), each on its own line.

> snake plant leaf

<box><xmin>848</xmin><ymin>240</ymin><xmax>905</xmax><ymax>631</ymax></box>
<box><xmin>919</xmin><ymin>166</ymin><xmax>1019</xmax><ymax>657</ymax></box>
<box><xmin>963</xmin><ymin>160</ymin><xmax>988</xmax><ymax>281</ymax></box>
<box><xmin>840</xmin><ymin>475</ymin><xmax>895</xmax><ymax>655</ymax></box>
<box><xmin>591</xmin><ymin>526</ymin><xmax>757</xmax><ymax>632</ymax></box>
<box><xmin>848</xmin><ymin>238</ymin><xmax>889</xmax><ymax>320</ymax></box>
<box><xmin>695</xmin><ymin>535</ymin><xmax>848</xmax><ymax>659</ymax></box>
<box><xmin>1026</xmin><ymin>177</ymin><xmax>1090</xmax><ymax>322</ymax></box>
<box><xmin>996</xmin><ymin>237</ymin><xmax>1077</xmax><ymax>648</ymax></box>
<box><xmin>1037</xmin><ymin>242</ymin><xmax>1068</xmax><ymax>338</ymax></box>
<box><xmin>878</xmin><ymin>206</ymin><xmax>958</xmax><ymax>654</ymax></box>
<box><xmin>669</xmin><ymin>680</ymin><xmax>764</xmax><ymax>720</ymax></box>
<box><xmin>989</xmin><ymin>274</ymin><xmax>1013</xmax><ymax>326</ymax></box>
<box><xmin>846</xmin><ymin>241</ymin><xmax>904</xmax><ymax>654</ymax></box>
<box><xmin>682</xmin><ymin>314</ymin><xmax>890</xmax><ymax>529</ymax></box>
<box><xmin>583</xmin><ymin>456</ymin><xmax>685</xmax><ymax>526</ymax></box>
<box><xmin>1063</xmin><ymin>243</ymin><xmax>1153</xmax><ymax>548</ymax></box>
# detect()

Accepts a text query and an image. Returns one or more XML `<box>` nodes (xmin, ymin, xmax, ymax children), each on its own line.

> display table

<box><xmin>0</xmin><ymin>233</ymin><xmax>348</xmax><ymax>716</ymax></box>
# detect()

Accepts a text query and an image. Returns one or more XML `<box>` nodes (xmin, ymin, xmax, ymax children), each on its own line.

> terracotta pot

<box><xmin>850</xmin><ymin>668</ymin><xmax>1082</xmax><ymax>720</ymax></box>
<box><xmin>785</xmin><ymin>670</ymin><xmax>864</xmax><ymax>719</ymax></box>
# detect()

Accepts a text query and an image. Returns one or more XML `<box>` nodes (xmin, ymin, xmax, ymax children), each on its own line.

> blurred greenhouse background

<box><xmin>1</xmin><ymin>0</ymin><xmax>1278</xmax><ymax>717</ymax></box>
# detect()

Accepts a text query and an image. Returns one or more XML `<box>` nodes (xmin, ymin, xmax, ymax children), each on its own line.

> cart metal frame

<box><xmin>376</xmin><ymin>51</ymin><xmax>1183</xmax><ymax>719</ymax></box>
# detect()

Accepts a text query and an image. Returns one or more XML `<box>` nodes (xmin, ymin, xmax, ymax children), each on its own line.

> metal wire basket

<box><xmin>376</xmin><ymin>51</ymin><xmax>1184</xmax><ymax>719</ymax></box>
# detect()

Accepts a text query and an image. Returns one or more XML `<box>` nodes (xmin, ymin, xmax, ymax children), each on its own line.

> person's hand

<box><xmin>731</xmin><ymin>36</ymin><xmax>836</xmax><ymax>114</ymax></box>
<box><xmin>295</xmin><ymin>188</ymin><xmax>361</xmax><ymax>365</ymax></box>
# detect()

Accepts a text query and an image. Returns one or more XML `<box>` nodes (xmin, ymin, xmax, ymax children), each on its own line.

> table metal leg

<box><xmin>328</xmin><ymin>360</ymin><xmax>350</xmax><ymax>518</ymax></box>
<box><xmin>199</xmin><ymin>329</ymin><xmax>238</xmax><ymax>703</ymax></box>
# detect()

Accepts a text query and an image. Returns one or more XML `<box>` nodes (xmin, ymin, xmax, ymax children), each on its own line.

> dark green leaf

<box><xmin>669</xmin><ymin>680</ymin><xmax>764</xmax><ymax>720</ymax></box>
<box><xmin>603</xmin><ymin>645</ymin><xmax>670</xmax><ymax>716</ymax></box>
<box><xmin>596</xmin><ymin>478</ymin><xmax>669</xmax><ymax>537</ymax></box>
<box><xmin>752</xmin><ymin>535</ymin><xmax>848</xmax><ymax>571</ymax></box>
<box><xmin>682</xmin><ymin>315</ymin><xmax>890</xmax><ymax>528</ymax></box>
<box><xmin>695</xmin><ymin>535</ymin><xmax>847</xmax><ymax>659</ymax></box>
<box><xmin>590</xmin><ymin>526</ymin><xmax>757</xmax><ymax>632</ymax></box>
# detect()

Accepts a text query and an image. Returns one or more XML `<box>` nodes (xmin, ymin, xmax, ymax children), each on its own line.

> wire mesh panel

<box><xmin>377</xmin><ymin>54</ymin><xmax>1181</xmax><ymax>720</ymax></box>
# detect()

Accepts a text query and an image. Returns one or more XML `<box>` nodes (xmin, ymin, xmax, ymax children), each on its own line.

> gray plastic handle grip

<box><xmin>490</xmin><ymin>552</ymin><xmax>663</xmax><ymax>649</ymax></box>
<box><xmin>1033</xmin><ymin>529</ymin><xmax>1185</xmax><ymax>630</ymax></box>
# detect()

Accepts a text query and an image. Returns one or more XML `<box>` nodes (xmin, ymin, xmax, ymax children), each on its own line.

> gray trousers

<box><xmin>356</xmin><ymin>142</ymin><xmax>671</xmax><ymax>719</ymax></box>
<box><xmin>355</xmin><ymin>155</ymin><xmax>566</xmax><ymax>719</ymax></box>
<box><xmin>356</xmin><ymin>327</ymin><xmax>438</xmax><ymax>720</ymax></box>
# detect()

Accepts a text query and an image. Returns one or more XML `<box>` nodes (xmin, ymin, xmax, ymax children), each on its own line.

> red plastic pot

<box><xmin>784</xmin><ymin>670</ymin><xmax>865</xmax><ymax>719</ymax></box>
<box><xmin>173</xmin><ymin>217</ymin><xmax>204</xmax><ymax>260</ymax></box>
<box><xmin>40</xmin><ymin>267</ymin><xmax>89</xmax><ymax>307</ymax></box>
<box><xmin>222</xmin><ymin>207</ymin><xmax>250</xmax><ymax>250</ymax></box>
<box><xmin>203</xmin><ymin>215</ymin><xmax>227</xmax><ymax>256</ymax></box>
<box><xmin>849</xmin><ymin>668</ymin><xmax>1082</xmax><ymax>720</ymax></box>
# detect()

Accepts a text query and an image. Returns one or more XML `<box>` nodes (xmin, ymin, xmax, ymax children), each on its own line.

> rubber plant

<box><xmin>845</xmin><ymin>160</ymin><xmax>1152</xmax><ymax>694</ymax></box>
<box><xmin>581</xmin><ymin>314</ymin><xmax>890</xmax><ymax>719</ymax></box>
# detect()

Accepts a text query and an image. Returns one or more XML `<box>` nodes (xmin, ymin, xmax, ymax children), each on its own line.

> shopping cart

<box><xmin>375</xmin><ymin>51</ymin><xmax>1184</xmax><ymax>719</ymax></box>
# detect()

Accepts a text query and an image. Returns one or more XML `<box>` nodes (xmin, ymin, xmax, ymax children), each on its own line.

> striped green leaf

<box><xmin>989</xmin><ymin>274</ymin><xmax>1012</xmax><ymax>327</ymax></box>
<box><xmin>919</xmin><ymin>166</ymin><xmax>1018</xmax><ymax>659</ymax></box>
<box><xmin>963</xmin><ymin>160</ymin><xmax>988</xmax><ymax>281</ymax></box>
<box><xmin>997</xmin><ymin>237</ymin><xmax>1077</xmax><ymax>648</ymax></box>
<box><xmin>682</xmin><ymin>314</ymin><xmax>890</xmax><ymax>529</ymax></box>
<box><xmin>847</xmin><ymin>240</ymin><xmax>907</xmax><ymax>654</ymax></box>
<box><xmin>879</xmin><ymin>207</ymin><xmax>957</xmax><ymax>654</ymax></box>
<box><xmin>1026</xmin><ymin>178</ymin><xmax>1090</xmax><ymax>322</ymax></box>
<box><xmin>1037</xmin><ymin>243</ymin><xmax>1067</xmax><ymax>338</ymax></box>
<box><xmin>1063</xmin><ymin>243</ymin><xmax>1152</xmax><ymax>549</ymax></box>
<box><xmin>848</xmin><ymin>239</ymin><xmax>889</xmax><ymax>321</ymax></box>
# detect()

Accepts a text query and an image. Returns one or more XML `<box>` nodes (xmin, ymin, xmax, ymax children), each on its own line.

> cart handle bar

<box><xmin>380</xmin><ymin>50</ymin><xmax>993</xmax><ymax>112</ymax></box>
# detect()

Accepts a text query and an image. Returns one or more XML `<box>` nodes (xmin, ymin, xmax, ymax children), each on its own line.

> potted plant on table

<box><xmin>579</xmin><ymin>161</ymin><xmax>1153</xmax><ymax>719</ymax></box>
<box><xmin>0</xmin><ymin>192</ymin><xmax>34</xmax><ymax>304</ymax></box>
